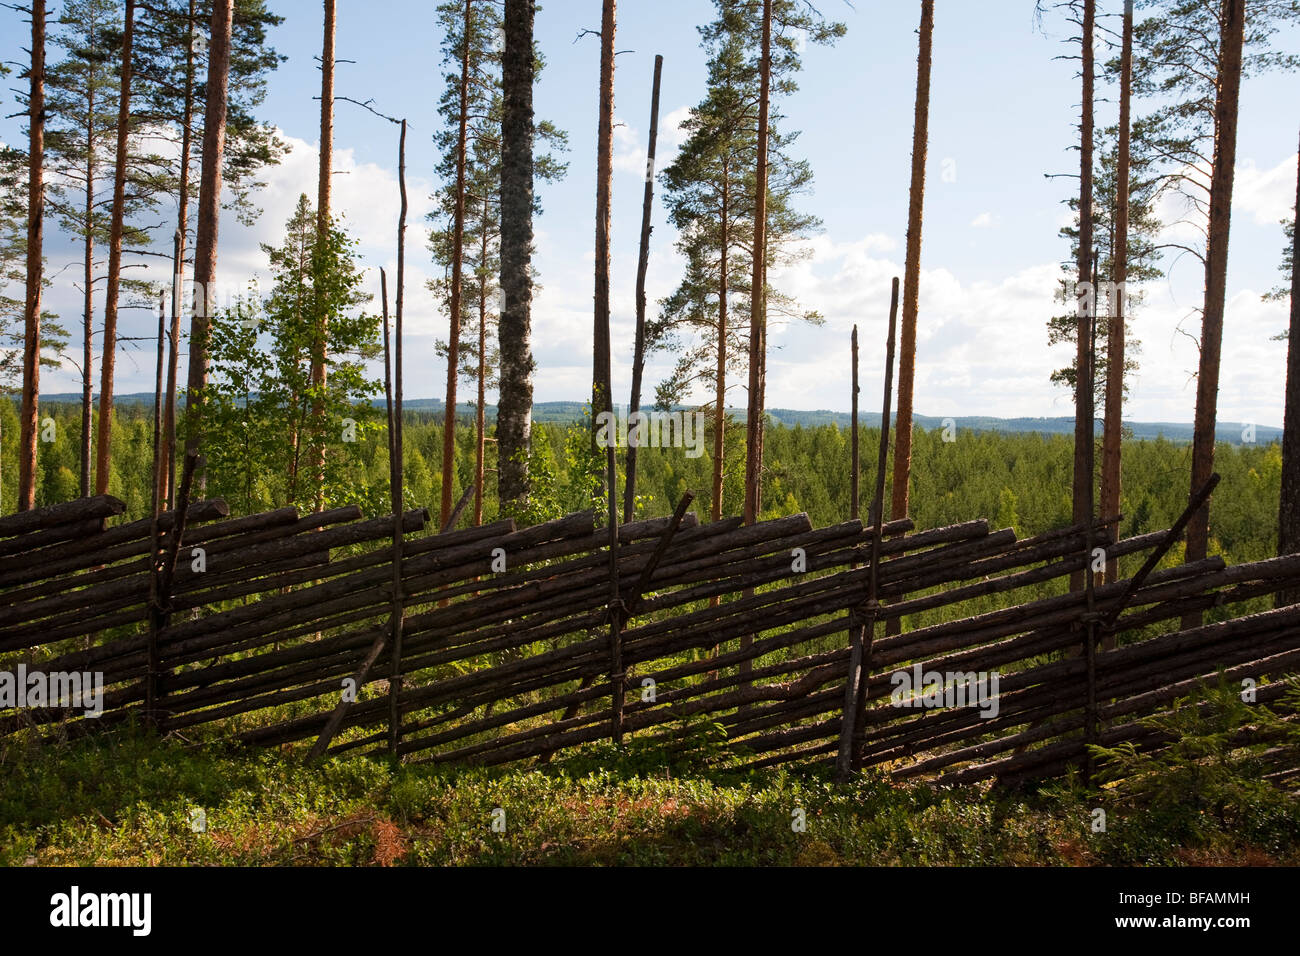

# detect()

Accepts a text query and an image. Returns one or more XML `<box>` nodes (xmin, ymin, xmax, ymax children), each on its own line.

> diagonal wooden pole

<box><xmin>838</xmin><ymin>277</ymin><xmax>899</xmax><ymax>777</ymax></box>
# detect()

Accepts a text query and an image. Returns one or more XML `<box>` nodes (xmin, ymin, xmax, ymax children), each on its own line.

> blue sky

<box><xmin>3</xmin><ymin>0</ymin><xmax>1298</xmax><ymax>426</ymax></box>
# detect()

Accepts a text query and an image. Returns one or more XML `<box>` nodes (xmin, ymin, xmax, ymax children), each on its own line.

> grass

<box><xmin>3</xmin><ymin>728</ymin><xmax>1298</xmax><ymax>867</ymax></box>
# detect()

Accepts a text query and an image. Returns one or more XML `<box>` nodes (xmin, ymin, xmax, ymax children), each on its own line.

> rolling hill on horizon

<box><xmin>25</xmin><ymin>393</ymin><xmax>1282</xmax><ymax>446</ymax></box>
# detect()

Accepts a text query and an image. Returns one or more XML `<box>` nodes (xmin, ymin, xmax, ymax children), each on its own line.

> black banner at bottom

<box><xmin>0</xmin><ymin>865</ymin><xmax>1287</xmax><ymax>945</ymax></box>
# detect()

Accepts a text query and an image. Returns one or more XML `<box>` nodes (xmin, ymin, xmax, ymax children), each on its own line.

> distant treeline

<box><xmin>21</xmin><ymin>394</ymin><xmax>1283</xmax><ymax>445</ymax></box>
<box><xmin>0</xmin><ymin>397</ymin><xmax>1280</xmax><ymax>571</ymax></box>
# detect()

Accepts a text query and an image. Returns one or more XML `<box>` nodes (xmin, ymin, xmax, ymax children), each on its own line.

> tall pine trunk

<box><xmin>80</xmin><ymin>110</ymin><xmax>95</xmax><ymax>500</ymax></box>
<box><xmin>18</xmin><ymin>0</ymin><xmax>46</xmax><ymax>512</ymax></box>
<box><xmin>475</xmin><ymin>195</ymin><xmax>488</xmax><ymax>526</ymax></box>
<box><xmin>309</xmin><ymin>0</ymin><xmax>336</xmax><ymax>511</ymax></box>
<box><xmin>1278</xmin><ymin>130</ymin><xmax>1300</xmax><ymax>607</ymax></box>
<box><xmin>498</xmin><ymin>0</ymin><xmax>536</xmax><ymax>508</ymax></box>
<box><xmin>743</xmin><ymin>0</ymin><xmax>772</xmax><ymax>527</ymax></box>
<box><xmin>441</xmin><ymin>0</ymin><xmax>473</xmax><ymax>528</ymax></box>
<box><xmin>164</xmin><ymin>0</ymin><xmax>198</xmax><ymax>508</ymax></box>
<box><xmin>183</xmin><ymin>0</ymin><xmax>234</xmax><ymax>464</ymax></box>
<box><xmin>889</xmin><ymin>0</ymin><xmax>934</xmax><ymax>531</ymax></box>
<box><xmin>1184</xmin><ymin>0</ymin><xmax>1246</xmax><ymax>624</ymax></box>
<box><xmin>1100</xmin><ymin>0</ymin><xmax>1134</xmax><ymax>599</ymax></box>
<box><xmin>592</xmin><ymin>0</ymin><xmax>616</xmax><ymax>483</ymax></box>
<box><xmin>95</xmin><ymin>0</ymin><xmax>134</xmax><ymax>496</ymax></box>
<box><xmin>1070</xmin><ymin>0</ymin><xmax>1096</xmax><ymax>594</ymax></box>
<box><xmin>714</xmin><ymin>168</ymin><xmax>730</xmax><ymax>523</ymax></box>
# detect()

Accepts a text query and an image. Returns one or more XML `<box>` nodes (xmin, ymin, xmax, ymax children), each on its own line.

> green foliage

<box><xmin>652</xmin><ymin>0</ymin><xmax>837</xmax><ymax>417</ymax></box>
<box><xmin>426</xmin><ymin>0</ymin><xmax>567</xmax><ymax>419</ymax></box>
<box><xmin>197</xmin><ymin>194</ymin><xmax>383</xmax><ymax>514</ymax></box>
<box><xmin>1264</xmin><ymin>213</ymin><xmax>1294</xmax><ymax>313</ymax></box>
<box><xmin>1090</xmin><ymin>676</ymin><xmax>1300</xmax><ymax>827</ymax></box>
<box><xmin>1035</xmin><ymin>676</ymin><xmax>1300</xmax><ymax>864</ymax></box>
<box><xmin>0</xmin><ymin>140</ymin><xmax>69</xmax><ymax>395</ymax></box>
<box><xmin>133</xmin><ymin>0</ymin><xmax>287</xmax><ymax>226</ymax></box>
<box><xmin>8</xmin><ymin>727</ymin><xmax>1297</xmax><ymax>866</ymax></box>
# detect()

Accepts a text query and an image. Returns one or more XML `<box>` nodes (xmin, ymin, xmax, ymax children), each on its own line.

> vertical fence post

<box><xmin>146</xmin><ymin>291</ymin><xmax>166</xmax><ymax>728</ymax></box>
<box><xmin>387</xmin><ymin>122</ymin><xmax>409</xmax><ymax>757</ymax></box>
<box><xmin>838</xmin><ymin>277</ymin><xmax>899</xmax><ymax>777</ymax></box>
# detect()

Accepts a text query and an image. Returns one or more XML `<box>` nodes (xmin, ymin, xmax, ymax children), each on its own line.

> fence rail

<box><xmin>2</xmin><ymin>494</ymin><xmax>1298</xmax><ymax>786</ymax></box>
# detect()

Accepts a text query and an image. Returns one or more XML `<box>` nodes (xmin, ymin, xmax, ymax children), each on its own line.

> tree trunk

<box><xmin>1184</xmin><ymin>0</ymin><xmax>1246</xmax><ymax>626</ymax></box>
<box><xmin>183</xmin><ymin>0</ymin><xmax>234</xmax><ymax>464</ymax></box>
<box><xmin>1101</xmin><ymin>0</ymin><xmax>1133</xmax><ymax>602</ymax></box>
<box><xmin>81</xmin><ymin>112</ymin><xmax>95</xmax><ymax>500</ymax></box>
<box><xmin>743</xmin><ymin>0</ymin><xmax>772</xmax><ymax>528</ymax></box>
<box><xmin>889</xmin><ymin>0</ymin><xmax>934</xmax><ymax>532</ymax></box>
<box><xmin>624</xmin><ymin>53</ymin><xmax>663</xmax><ymax>523</ymax></box>
<box><xmin>714</xmin><ymin>168</ymin><xmax>730</xmax><ymax>524</ymax></box>
<box><xmin>1070</xmin><ymin>0</ymin><xmax>1096</xmax><ymax>594</ymax></box>
<box><xmin>497</xmin><ymin>0</ymin><xmax>536</xmax><ymax>509</ymax></box>
<box><xmin>441</xmin><ymin>0</ymin><xmax>473</xmax><ymax>528</ymax></box>
<box><xmin>1275</xmin><ymin>129</ymin><xmax>1300</xmax><ymax>607</ymax></box>
<box><xmin>309</xmin><ymin>0</ymin><xmax>336</xmax><ymax>512</ymax></box>
<box><xmin>95</xmin><ymin>0</ymin><xmax>135</xmax><ymax>496</ymax></box>
<box><xmin>475</xmin><ymin>199</ymin><xmax>488</xmax><ymax>527</ymax></box>
<box><xmin>18</xmin><ymin>0</ymin><xmax>46</xmax><ymax>513</ymax></box>
<box><xmin>592</xmin><ymin>0</ymin><xmax>616</xmax><ymax>481</ymax></box>
<box><xmin>163</xmin><ymin>0</ymin><xmax>198</xmax><ymax>510</ymax></box>
<box><xmin>317</xmin><ymin>0</ymin><xmax>334</xmax><ymax>236</ymax></box>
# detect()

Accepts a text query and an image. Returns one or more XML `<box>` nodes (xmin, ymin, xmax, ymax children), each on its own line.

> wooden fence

<box><xmin>2</xmin><ymin>491</ymin><xmax>1298</xmax><ymax>786</ymax></box>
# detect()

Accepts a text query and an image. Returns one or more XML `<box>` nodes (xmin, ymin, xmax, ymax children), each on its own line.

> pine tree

<box><xmin>741</xmin><ymin>0</ymin><xmax>844</xmax><ymax>526</ymax></box>
<box><xmin>1277</xmin><ymin>136</ymin><xmax>1299</xmax><ymax>606</ymax></box>
<box><xmin>16</xmin><ymin>0</ymin><xmax>47</xmax><ymax>511</ymax></box>
<box><xmin>131</xmin><ymin>0</ymin><xmax>284</xmax><ymax>502</ymax></box>
<box><xmin>0</xmin><ymin>134</ymin><xmax>67</xmax><ymax>402</ymax></box>
<box><xmin>498</xmin><ymin>0</ymin><xmax>535</xmax><ymax>510</ymax></box>
<box><xmin>45</xmin><ymin>0</ymin><xmax>162</xmax><ymax>497</ymax></box>
<box><xmin>1127</xmin><ymin>0</ymin><xmax>1300</xmax><ymax>601</ymax></box>
<box><xmin>889</xmin><ymin>0</ymin><xmax>934</xmax><ymax>540</ymax></box>
<box><xmin>1047</xmin><ymin>122</ymin><xmax>1161</xmax><ymax>405</ymax></box>
<box><xmin>655</xmin><ymin>0</ymin><xmax>835</xmax><ymax>522</ymax></box>
<box><xmin>182</xmin><ymin>0</ymin><xmax>234</xmax><ymax>476</ymax></box>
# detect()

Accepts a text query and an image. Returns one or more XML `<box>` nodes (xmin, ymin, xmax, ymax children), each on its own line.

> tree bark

<box><xmin>441</xmin><ymin>0</ymin><xmax>473</xmax><ymax>528</ymax></box>
<box><xmin>624</xmin><ymin>54</ymin><xmax>663</xmax><ymax>523</ymax></box>
<box><xmin>1184</xmin><ymin>0</ymin><xmax>1246</xmax><ymax>625</ymax></box>
<box><xmin>183</xmin><ymin>0</ymin><xmax>234</xmax><ymax>462</ymax></box>
<box><xmin>475</xmin><ymin>196</ymin><xmax>488</xmax><ymax>526</ymax></box>
<box><xmin>95</xmin><ymin>0</ymin><xmax>135</xmax><ymax>496</ymax></box>
<box><xmin>80</xmin><ymin>102</ymin><xmax>95</xmax><ymax>500</ymax></box>
<box><xmin>309</xmin><ymin>0</ymin><xmax>336</xmax><ymax>511</ymax></box>
<box><xmin>1070</xmin><ymin>0</ymin><xmax>1096</xmax><ymax>593</ymax></box>
<box><xmin>1277</xmin><ymin>129</ymin><xmax>1300</xmax><ymax>607</ymax></box>
<box><xmin>743</xmin><ymin>0</ymin><xmax>773</xmax><ymax>528</ymax></box>
<box><xmin>317</xmin><ymin>0</ymin><xmax>334</xmax><ymax>236</ymax></box>
<box><xmin>889</xmin><ymin>0</ymin><xmax>934</xmax><ymax>532</ymax></box>
<box><xmin>592</xmin><ymin>0</ymin><xmax>616</xmax><ymax>470</ymax></box>
<box><xmin>1101</xmin><ymin>0</ymin><xmax>1133</xmax><ymax>599</ymax></box>
<box><xmin>498</xmin><ymin>0</ymin><xmax>536</xmax><ymax>508</ymax></box>
<box><xmin>163</xmin><ymin>0</ymin><xmax>198</xmax><ymax>510</ymax></box>
<box><xmin>18</xmin><ymin>0</ymin><xmax>46</xmax><ymax>513</ymax></box>
<box><xmin>714</xmin><ymin>167</ymin><xmax>730</xmax><ymax>524</ymax></box>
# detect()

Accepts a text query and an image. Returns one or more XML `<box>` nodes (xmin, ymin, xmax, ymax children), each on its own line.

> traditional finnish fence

<box><xmin>2</xmin><ymin>491</ymin><xmax>1298</xmax><ymax>786</ymax></box>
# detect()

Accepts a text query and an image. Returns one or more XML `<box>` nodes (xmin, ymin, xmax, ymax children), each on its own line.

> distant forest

<box><xmin>1</xmin><ymin>398</ymin><xmax>1281</xmax><ymax>574</ymax></box>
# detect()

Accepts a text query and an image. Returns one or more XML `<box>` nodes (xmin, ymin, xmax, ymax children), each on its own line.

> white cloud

<box><xmin>970</xmin><ymin>211</ymin><xmax>997</xmax><ymax>228</ymax></box>
<box><xmin>29</xmin><ymin>130</ymin><xmax>1290</xmax><ymax>430</ymax></box>
<box><xmin>1235</xmin><ymin>153</ymin><xmax>1298</xmax><ymax>226</ymax></box>
<box><xmin>612</xmin><ymin>104</ymin><xmax>694</xmax><ymax>182</ymax></box>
